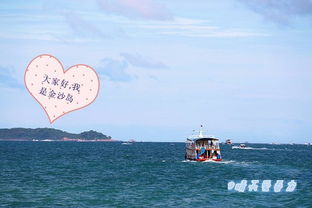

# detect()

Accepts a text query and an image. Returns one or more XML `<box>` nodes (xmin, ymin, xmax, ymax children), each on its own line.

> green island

<box><xmin>0</xmin><ymin>128</ymin><xmax>113</xmax><ymax>141</ymax></box>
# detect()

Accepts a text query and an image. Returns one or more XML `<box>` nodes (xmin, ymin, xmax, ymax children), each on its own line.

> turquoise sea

<box><xmin>0</xmin><ymin>142</ymin><xmax>311</xmax><ymax>207</ymax></box>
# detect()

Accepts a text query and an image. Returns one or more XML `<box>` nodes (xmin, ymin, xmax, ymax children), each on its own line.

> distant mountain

<box><xmin>0</xmin><ymin>128</ymin><xmax>112</xmax><ymax>141</ymax></box>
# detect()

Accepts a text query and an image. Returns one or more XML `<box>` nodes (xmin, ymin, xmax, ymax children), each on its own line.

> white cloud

<box><xmin>158</xmin><ymin>29</ymin><xmax>269</xmax><ymax>38</ymax></box>
<box><xmin>120</xmin><ymin>53</ymin><xmax>167</xmax><ymax>69</ymax></box>
<box><xmin>125</xmin><ymin>17</ymin><xmax>269</xmax><ymax>38</ymax></box>
<box><xmin>97</xmin><ymin>0</ymin><xmax>172</xmax><ymax>20</ymax></box>
<box><xmin>97</xmin><ymin>58</ymin><xmax>132</xmax><ymax>82</ymax></box>
<box><xmin>240</xmin><ymin>0</ymin><xmax>312</xmax><ymax>25</ymax></box>
<box><xmin>0</xmin><ymin>66</ymin><xmax>23</xmax><ymax>89</ymax></box>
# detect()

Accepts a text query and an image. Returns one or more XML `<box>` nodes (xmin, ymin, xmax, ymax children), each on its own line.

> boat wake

<box><xmin>232</xmin><ymin>147</ymin><xmax>268</xmax><ymax>150</ymax></box>
<box><xmin>247</xmin><ymin>147</ymin><xmax>268</xmax><ymax>150</ymax></box>
<box><xmin>200</xmin><ymin>160</ymin><xmax>237</xmax><ymax>164</ymax></box>
<box><xmin>182</xmin><ymin>160</ymin><xmax>197</xmax><ymax>163</ymax></box>
<box><xmin>182</xmin><ymin>159</ymin><xmax>236</xmax><ymax>164</ymax></box>
<box><xmin>181</xmin><ymin>159</ymin><xmax>260</xmax><ymax>167</ymax></box>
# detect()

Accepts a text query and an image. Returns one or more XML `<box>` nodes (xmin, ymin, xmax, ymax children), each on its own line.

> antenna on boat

<box><xmin>199</xmin><ymin>125</ymin><xmax>204</xmax><ymax>138</ymax></box>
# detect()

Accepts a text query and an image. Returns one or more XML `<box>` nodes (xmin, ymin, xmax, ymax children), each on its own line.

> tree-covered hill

<box><xmin>0</xmin><ymin>128</ymin><xmax>111</xmax><ymax>140</ymax></box>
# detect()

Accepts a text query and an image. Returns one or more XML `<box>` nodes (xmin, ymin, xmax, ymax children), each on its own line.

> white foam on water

<box><xmin>248</xmin><ymin>147</ymin><xmax>268</xmax><ymax>150</ymax></box>
<box><xmin>233</xmin><ymin>147</ymin><xmax>268</xmax><ymax>150</ymax></box>
<box><xmin>181</xmin><ymin>160</ymin><xmax>197</xmax><ymax>163</ymax></box>
<box><xmin>217</xmin><ymin>160</ymin><xmax>237</xmax><ymax>164</ymax></box>
<box><xmin>201</xmin><ymin>160</ymin><xmax>238</xmax><ymax>164</ymax></box>
<box><xmin>181</xmin><ymin>159</ymin><xmax>262</xmax><ymax>169</ymax></box>
<box><xmin>181</xmin><ymin>159</ymin><xmax>236</xmax><ymax>164</ymax></box>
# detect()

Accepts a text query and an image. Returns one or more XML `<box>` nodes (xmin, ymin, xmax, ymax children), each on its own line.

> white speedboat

<box><xmin>121</xmin><ymin>139</ymin><xmax>136</xmax><ymax>145</ymax></box>
<box><xmin>232</xmin><ymin>144</ymin><xmax>253</xmax><ymax>150</ymax></box>
<box><xmin>121</xmin><ymin>142</ymin><xmax>132</xmax><ymax>145</ymax></box>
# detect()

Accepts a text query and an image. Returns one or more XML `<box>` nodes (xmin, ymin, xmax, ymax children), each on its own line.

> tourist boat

<box><xmin>185</xmin><ymin>125</ymin><xmax>222</xmax><ymax>162</ymax></box>
<box><xmin>232</xmin><ymin>143</ymin><xmax>252</xmax><ymax>149</ymax></box>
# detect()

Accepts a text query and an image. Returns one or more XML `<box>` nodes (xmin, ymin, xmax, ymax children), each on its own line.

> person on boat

<box><xmin>209</xmin><ymin>140</ymin><xmax>212</xmax><ymax>148</ymax></box>
<box><xmin>212</xmin><ymin>140</ymin><xmax>216</xmax><ymax>149</ymax></box>
<box><xmin>200</xmin><ymin>147</ymin><xmax>205</xmax><ymax>154</ymax></box>
<box><xmin>215</xmin><ymin>152</ymin><xmax>221</xmax><ymax>159</ymax></box>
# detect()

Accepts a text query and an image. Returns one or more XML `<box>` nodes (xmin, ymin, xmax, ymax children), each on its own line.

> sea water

<box><xmin>0</xmin><ymin>142</ymin><xmax>311</xmax><ymax>207</ymax></box>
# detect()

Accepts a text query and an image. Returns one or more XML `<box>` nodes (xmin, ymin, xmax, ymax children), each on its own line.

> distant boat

<box><xmin>232</xmin><ymin>144</ymin><xmax>252</xmax><ymax>150</ymax></box>
<box><xmin>121</xmin><ymin>139</ymin><xmax>136</xmax><ymax>145</ymax></box>
<box><xmin>225</xmin><ymin>139</ymin><xmax>233</xmax><ymax>144</ymax></box>
<box><xmin>185</xmin><ymin>125</ymin><xmax>222</xmax><ymax>162</ymax></box>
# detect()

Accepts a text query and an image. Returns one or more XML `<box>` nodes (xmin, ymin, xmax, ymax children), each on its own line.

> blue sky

<box><xmin>0</xmin><ymin>0</ymin><xmax>312</xmax><ymax>143</ymax></box>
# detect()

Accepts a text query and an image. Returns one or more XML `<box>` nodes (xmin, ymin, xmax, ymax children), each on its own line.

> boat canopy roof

<box><xmin>194</xmin><ymin>137</ymin><xmax>219</xmax><ymax>141</ymax></box>
<box><xmin>187</xmin><ymin>137</ymin><xmax>219</xmax><ymax>142</ymax></box>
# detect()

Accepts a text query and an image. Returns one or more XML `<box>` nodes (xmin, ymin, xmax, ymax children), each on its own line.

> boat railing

<box><xmin>196</xmin><ymin>144</ymin><xmax>220</xmax><ymax>149</ymax></box>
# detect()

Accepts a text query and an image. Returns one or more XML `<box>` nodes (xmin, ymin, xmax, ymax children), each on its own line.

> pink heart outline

<box><xmin>24</xmin><ymin>54</ymin><xmax>101</xmax><ymax>124</ymax></box>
